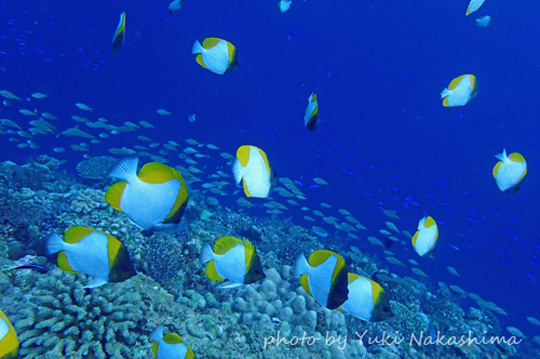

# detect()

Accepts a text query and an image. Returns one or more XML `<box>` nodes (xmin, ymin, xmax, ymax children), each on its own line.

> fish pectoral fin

<box><xmin>83</xmin><ymin>278</ymin><xmax>108</xmax><ymax>289</ymax></box>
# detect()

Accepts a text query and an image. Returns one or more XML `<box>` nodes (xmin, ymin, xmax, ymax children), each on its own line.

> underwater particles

<box><xmin>0</xmin><ymin>310</ymin><xmax>18</xmax><ymax>359</ymax></box>
<box><xmin>304</xmin><ymin>93</ymin><xmax>319</xmax><ymax>131</ymax></box>
<box><xmin>441</xmin><ymin>74</ymin><xmax>478</xmax><ymax>107</ymax></box>
<box><xmin>46</xmin><ymin>226</ymin><xmax>136</xmax><ymax>288</ymax></box>
<box><xmin>112</xmin><ymin>12</ymin><xmax>126</xmax><ymax>54</ymax></box>
<box><xmin>492</xmin><ymin>149</ymin><xmax>527</xmax><ymax>193</ymax></box>
<box><xmin>232</xmin><ymin>145</ymin><xmax>276</xmax><ymax>198</ymax></box>
<box><xmin>200</xmin><ymin>236</ymin><xmax>266</xmax><ymax>289</ymax></box>
<box><xmin>105</xmin><ymin>157</ymin><xmax>189</xmax><ymax>231</ymax></box>
<box><xmin>412</xmin><ymin>216</ymin><xmax>439</xmax><ymax>257</ymax></box>
<box><xmin>151</xmin><ymin>325</ymin><xmax>194</xmax><ymax>359</ymax></box>
<box><xmin>192</xmin><ymin>37</ymin><xmax>238</xmax><ymax>75</ymax></box>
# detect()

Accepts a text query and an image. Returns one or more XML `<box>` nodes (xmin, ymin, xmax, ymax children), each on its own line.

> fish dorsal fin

<box><xmin>242</xmin><ymin>238</ymin><xmax>255</xmax><ymax>269</ymax></box>
<box><xmin>196</xmin><ymin>54</ymin><xmax>207</xmax><ymax>68</ymax></box>
<box><xmin>236</xmin><ymin>145</ymin><xmax>252</xmax><ymax>167</ymax></box>
<box><xmin>64</xmin><ymin>226</ymin><xmax>95</xmax><ymax>244</ymax></box>
<box><xmin>152</xmin><ymin>342</ymin><xmax>159</xmax><ymax>357</ymax></box>
<box><xmin>58</xmin><ymin>251</ymin><xmax>75</xmax><ymax>272</ymax></box>
<box><xmin>448</xmin><ymin>75</ymin><xmax>464</xmax><ymax>90</ymax></box>
<box><xmin>163</xmin><ymin>333</ymin><xmax>183</xmax><ymax>344</ymax></box>
<box><xmin>255</xmin><ymin>147</ymin><xmax>272</xmax><ymax>179</ymax></box>
<box><xmin>226</xmin><ymin>41</ymin><xmax>236</xmax><ymax>63</ymax></box>
<box><xmin>308</xmin><ymin>250</ymin><xmax>337</xmax><ymax>267</ymax></box>
<box><xmin>508</xmin><ymin>152</ymin><xmax>525</xmax><ymax>162</ymax></box>
<box><xmin>424</xmin><ymin>216</ymin><xmax>436</xmax><ymax>229</ymax></box>
<box><xmin>492</xmin><ymin>161</ymin><xmax>502</xmax><ymax>178</ymax></box>
<box><xmin>138</xmin><ymin>162</ymin><xmax>177</xmax><ymax>184</ymax></box>
<box><xmin>370</xmin><ymin>278</ymin><xmax>384</xmax><ymax>305</ymax></box>
<box><xmin>163</xmin><ymin>172</ymin><xmax>189</xmax><ymax>224</ymax></box>
<box><xmin>106</xmin><ymin>233</ymin><xmax>122</xmax><ymax>269</ymax></box>
<box><xmin>214</xmin><ymin>236</ymin><xmax>244</xmax><ymax>255</ymax></box>
<box><xmin>202</xmin><ymin>37</ymin><xmax>220</xmax><ymax>49</ymax></box>
<box><xmin>299</xmin><ymin>273</ymin><xmax>312</xmax><ymax>297</ymax></box>
<box><xmin>105</xmin><ymin>182</ymin><xmax>127</xmax><ymax>213</ymax></box>
<box><xmin>347</xmin><ymin>272</ymin><xmax>360</xmax><ymax>284</ymax></box>
<box><xmin>205</xmin><ymin>260</ymin><xmax>224</xmax><ymax>281</ymax></box>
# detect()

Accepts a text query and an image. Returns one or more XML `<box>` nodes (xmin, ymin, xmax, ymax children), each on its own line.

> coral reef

<box><xmin>76</xmin><ymin>156</ymin><xmax>117</xmax><ymax>185</ymax></box>
<box><xmin>0</xmin><ymin>159</ymin><xmax>534</xmax><ymax>359</ymax></box>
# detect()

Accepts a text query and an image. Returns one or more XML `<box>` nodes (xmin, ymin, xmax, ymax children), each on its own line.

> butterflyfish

<box><xmin>412</xmin><ymin>216</ymin><xmax>439</xmax><ymax>257</ymax></box>
<box><xmin>294</xmin><ymin>250</ymin><xmax>349</xmax><ymax>309</ymax></box>
<box><xmin>441</xmin><ymin>74</ymin><xmax>478</xmax><ymax>107</ymax></box>
<box><xmin>151</xmin><ymin>325</ymin><xmax>195</xmax><ymax>359</ymax></box>
<box><xmin>476</xmin><ymin>15</ymin><xmax>492</xmax><ymax>27</ymax></box>
<box><xmin>112</xmin><ymin>12</ymin><xmax>126</xmax><ymax>54</ymax></box>
<box><xmin>0</xmin><ymin>310</ymin><xmax>18</xmax><ymax>359</ymax></box>
<box><xmin>46</xmin><ymin>226</ymin><xmax>136</xmax><ymax>288</ymax></box>
<box><xmin>304</xmin><ymin>93</ymin><xmax>319</xmax><ymax>131</ymax></box>
<box><xmin>466</xmin><ymin>0</ymin><xmax>486</xmax><ymax>16</ymax></box>
<box><xmin>105</xmin><ymin>157</ymin><xmax>189</xmax><ymax>231</ymax></box>
<box><xmin>192</xmin><ymin>38</ymin><xmax>238</xmax><ymax>75</ymax></box>
<box><xmin>200</xmin><ymin>236</ymin><xmax>265</xmax><ymax>289</ymax></box>
<box><xmin>232</xmin><ymin>145</ymin><xmax>276</xmax><ymax>198</ymax></box>
<box><xmin>339</xmin><ymin>274</ymin><xmax>392</xmax><ymax>322</ymax></box>
<box><xmin>492</xmin><ymin>149</ymin><xmax>527</xmax><ymax>193</ymax></box>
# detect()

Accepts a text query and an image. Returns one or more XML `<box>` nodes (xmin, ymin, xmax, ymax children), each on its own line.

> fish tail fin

<box><xmin>294</xmin><ymin>254</ymin><xmax>310</xmax><ymax>277</ymax></box>
<box><xmin>151</xmin><ymin>325</ymin><xmax>164</xmax><ymax>341</ymax></box>
<box><xmin>46</xmin><ymin>234</ymin><xmax>65</xmax><ymax>255</ymax></box>
<box><xmin>109</xmin><ymin>157</ymin><xmax>139</xmax><ymax>181</ymax></box>
<box><xmin>440</xmin><ymin>88</ymin><xmax>449</xmax><ymax>99</ymax></box>
<box><xmin>495</xmin><ymin>149</ymin><xmax>507</xmax><ymax>161</ymax></box>
<box><xmin>192</xmin><ymin>40</ymin><xmax>203</xmax><ymax>54</ymax></box>
<box><xmin>200</xmin><ymin>243</ymin><xmax>214</xmax><ymax>264</ymax></box>
<box><xmin>232</xmin><ymin>159</ymin><xmax>244</xmax><ymax>184</ymax></box>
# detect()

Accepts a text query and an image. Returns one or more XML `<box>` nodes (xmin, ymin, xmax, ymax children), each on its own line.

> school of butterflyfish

<box><xmin>1</xmin><ymin>0</ymin><xmax>537</xmax><ymax>357</ymax></box>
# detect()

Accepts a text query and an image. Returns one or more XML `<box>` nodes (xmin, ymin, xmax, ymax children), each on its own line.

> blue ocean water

<box><xmin>1</xmin><ymin>0</ymin><xmax>539</xmax><ymax>345</ymax></box>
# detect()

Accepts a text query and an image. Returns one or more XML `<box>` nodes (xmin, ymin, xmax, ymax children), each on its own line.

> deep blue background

<box><xmin>1</xmin><ymin>0</ymin><xmax>539</xmax><ymax>339</ymax></box>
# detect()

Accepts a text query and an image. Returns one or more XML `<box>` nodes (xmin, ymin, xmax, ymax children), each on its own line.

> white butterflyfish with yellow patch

<box><xmin>412</xmin><ymin>216</ymin><xmax>439</xmax><ymax>257</ymax></box>
<box><xmin>294</xmin><ymin>250</ymin><xmax>349</xmax><ymax>309</ymax></box>
<box><xmin>441</xmin><ymin>74</ymin><xmax>478</xmax><ymax>107</ymax></box>
<box><xmin>232</xmin><ymin>145</ymin><xmax>276</xmax><ymax>198</ymax></box>
<box><xmin>0</xmin><ymin>309</ymin><xmax>18</xmax><ymax>359</ymax></box>
<box><xmin>105</xmin><ymin>157</ymin><xmax>189</xmax><ymax>231</ymax></box>
<box><xmin>151</xmin><ymin>325</ymin><xmax>195</xmax><ymax>359</ymax></box>
<box><xmin>192</xmin><ymin>37</ymin><xmax>238</xmax><ymax>75</ymax></box>
<box><xmin>492</xmin><ymin>149</ymin><xmax>527</xmax><ymax>193</ymax></box>
<box><xmin>200</xmin><ymin>236</ymin><xmax>265</xmax><ymax>289</ymax></box>
<box><xmin>340</xmin><ymin>274</ymin><xmax>392</xmax><ymax>322</ymax></box>
<box><xmin>46</xmin><ymin>226</ymin><xmax>136</xmax><ymax>288</ymax></box>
